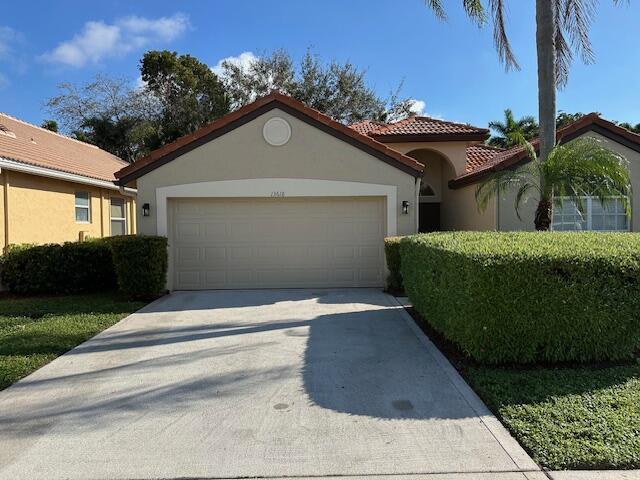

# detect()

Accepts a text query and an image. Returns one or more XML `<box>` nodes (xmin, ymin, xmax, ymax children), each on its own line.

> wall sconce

<box><xmin>402</xmin><ymin>200</ymin><xmax>410</xmax><ymax>215</ymax></box>
<box><xmin>142</xmin><ymin>203</ymin><xmax>150</xmax><ymax>217</ymax></box>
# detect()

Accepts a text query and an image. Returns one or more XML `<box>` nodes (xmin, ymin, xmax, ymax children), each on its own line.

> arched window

<box><xmin>420</xmin><ymin>183</ymin><xmax>436</xmax><ymax>197</ymax></box>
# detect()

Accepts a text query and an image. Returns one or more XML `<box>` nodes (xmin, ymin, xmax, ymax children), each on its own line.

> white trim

<box><xmin>0</xmin><ymin>156</ymin><xmax>136</xmax><ymax>192</ymax></box>
<box><xmin>155</xmin><ymin>178</ymin><xmax>398</xmax><ymax>237</ymax></box>
<box><xmin>74</xmin><ymin>191</ymin><xmax>91</xmax><ymax>224</ymax></box>
<box><xmin>109</xmin><ymin>197</ymin><xmax>128</xmax><ymax>236</ymax></box>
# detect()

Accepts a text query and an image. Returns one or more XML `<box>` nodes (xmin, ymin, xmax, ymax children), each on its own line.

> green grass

<box><xmin>464</xmin><ymin>364</ymin><xmax>640</xmax><ymax>470</ymax></box>
<box><xmin>0</xmin><ymin>292</ymin><xmax>146</xmax><ymax>390</ymax></box>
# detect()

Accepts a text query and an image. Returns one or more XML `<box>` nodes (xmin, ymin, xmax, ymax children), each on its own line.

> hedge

<box><xmin>109</xmin><ymin>235</ymin><xmax>168</xmax><ymax>299</ymax></box>
<box><xmin>1</xmin><ymin>236</ymin><xmax>168</xmax><ymax>299</ymax></box>
<box><xmin>1</xmin><ymin>240</ymin><xmax>115</xmax><ymax>294</ymax></box>
<box><xmin>400</xmin><ymin>232</ymin><xmax>640</xmax><ymax>364</ymax></box>
<box><xmin>384</xmin><ymin>236</ymin><xmax>404</xmax><ymax>292</ymax></box>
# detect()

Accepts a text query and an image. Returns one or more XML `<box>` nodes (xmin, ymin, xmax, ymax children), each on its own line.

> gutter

<box><xmin>0</xmin><ymin>157</ymin><xmax>137</xmax><ymax>193</ymax></box>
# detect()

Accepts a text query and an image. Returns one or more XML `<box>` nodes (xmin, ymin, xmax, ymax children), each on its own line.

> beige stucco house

<box><xmin>116</xmin><ymin>92</ymin><xmax>640</xmax><ymax>290</ymax></box>
<box><xmin>0</xmin><ymin>113</ymin><xmax>136</xmax><ymax>248</ymax></box>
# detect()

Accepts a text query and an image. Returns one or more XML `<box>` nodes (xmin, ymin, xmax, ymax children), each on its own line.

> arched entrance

<box><xmin>406</xmin><ymin>149</ymin><xmax>451</xmax><ymax>232</ymax></box>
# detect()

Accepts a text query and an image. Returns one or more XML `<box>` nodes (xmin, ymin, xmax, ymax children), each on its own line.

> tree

<box><xmin>475</xmin><ymin>138</ymin><xmax>631</xmax><ymax>230</ymax></box>
<box><xmin>40</xmin><ymin>120</ymin><xmax>58</xmax><ymax>133</ymax></box>
<box><xmin>618</xmin><ymin>121</ymin><xmax>640</xmax><ymax>134</ymax></box>
<box><xmin>45</xmin><ymin>74</ymin><xmax>161</xmax><ymax>162</ymax></box>
<box><xmin>219</xmin><ymin>49</ymin><xmax>415</xmax><ymax>124</ymax></box>
<box><xmin>141</xmin><ymin>50</ymin><xmax>230</xmax><ymax>145</ymax></box>
<box><xmin>423</xmin><ymin>0</ymin><xmax>624</xmax><ymax>164</ymax></box>
<box><xmin>488</xmin><ymin>109</ymin><xmax>539</xmax><ymax>148</ymax></box>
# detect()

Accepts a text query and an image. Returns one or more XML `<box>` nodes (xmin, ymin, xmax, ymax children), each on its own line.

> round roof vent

<box><xmin>263</xmin><ymin>117</ymin><xmax>291</xmax><ymax>146</ymax></box>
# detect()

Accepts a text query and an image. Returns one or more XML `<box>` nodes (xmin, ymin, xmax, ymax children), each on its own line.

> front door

<box><xmin>419</xmin><ymin>202</ymin><xmax>440</xmax><ymax>232</ymax></box>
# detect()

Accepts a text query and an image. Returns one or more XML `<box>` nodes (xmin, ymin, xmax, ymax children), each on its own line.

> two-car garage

<box><xmin>115</xmin><ymin>92</ymin><xmax>424</xmax><ymax>290</ymax></box>
<box><xmin>171</xmin><ymin>197</ymin><xmax>386</xmax><ymax>289</ymax></box>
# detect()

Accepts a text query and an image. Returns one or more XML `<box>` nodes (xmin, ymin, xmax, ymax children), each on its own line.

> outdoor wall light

<box><xmin>402</xmin><ymin>200</ymin><xmax>410</xmax><ymax>215</ymax></box>
<box><xmin>142</xmin><ymin>203</ymin><xmax>151</xmax><ymax>217</ymax></box>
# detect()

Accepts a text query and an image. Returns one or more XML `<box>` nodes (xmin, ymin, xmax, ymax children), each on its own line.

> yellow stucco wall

<box><xmin>1</xmin><ymin>170</ymin><xmax>136</xmax><ymax>248</ymax></box>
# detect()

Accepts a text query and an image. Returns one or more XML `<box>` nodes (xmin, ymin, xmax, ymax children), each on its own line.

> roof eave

<box><xmin>116</xmin><ymin>93</ymin><xmax>424</xmax><ymax>184</ymax></box>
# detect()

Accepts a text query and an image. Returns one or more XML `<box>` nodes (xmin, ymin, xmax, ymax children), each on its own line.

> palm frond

<box><xmin>424</xmin><ymin>0</ymin><xmax>447</xmax><ymax>20</ymax></box>
<box><xmin>475</xmin><ymin>162</ymin><xmax>539</xmax><ymax>213</ymax></box>
<box><xmin>463</xmin><ymin>0</ymin><xmax>487</xmax><ymax>25</ymax></box>
<box><xmin>543</xmin><ymin>138</ymin><xmax>632</xmax><ymax>215</ymax></box>
<box><xmin>489</xmin><ymin>0</ymin><xmax>520</xmax><ymax>70</ymax></box>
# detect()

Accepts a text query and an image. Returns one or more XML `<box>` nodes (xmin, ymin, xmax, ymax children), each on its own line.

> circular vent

<box><xmin>262</xmin><ymin>117</ymin><xmax>291</xmax><ymax>146</ymax></box>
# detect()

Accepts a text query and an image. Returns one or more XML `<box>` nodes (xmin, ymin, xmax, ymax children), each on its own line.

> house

<box><xmin>0</xmin><ymin>113</ymin><xmax>136</xmax><ymax>248</ymax></box>
<box><xmin>115</xmin><ymin>92</ymin><xmax>640</xmax><ymax>290</ymax></box>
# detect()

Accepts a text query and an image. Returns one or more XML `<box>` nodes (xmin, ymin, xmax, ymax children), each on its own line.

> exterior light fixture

<box><xmin>402</xmin><ymin>200</ymin><xmax>410</xmax><ymax>215</ymax></box>
<box><xmin>142</xmin><ymin>203</ymin><xmax>150</xmax><ymax>217</ymax></box>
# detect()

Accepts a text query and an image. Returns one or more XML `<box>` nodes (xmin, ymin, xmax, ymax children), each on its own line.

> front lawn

<box><xmin>407</xmin><ymin>307</ymin><xmax>640</xmax><ymax>471</ymax></box>
<box><xmin>465</xmin><ymin>364</ymin><xmax>640</xmax><ymax>470</ymax></box>
<box><xmin>0</xmin><ymin>293</ymin><xmax>146</xmax><ymax>390</ymax></box>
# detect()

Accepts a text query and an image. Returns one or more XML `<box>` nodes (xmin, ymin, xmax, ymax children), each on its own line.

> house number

<box><xmin>271</xmin><ymin>191</ymin><xmax>285</xmax><ymax>197</ymax></box>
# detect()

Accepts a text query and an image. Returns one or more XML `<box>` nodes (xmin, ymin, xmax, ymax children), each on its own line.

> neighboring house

<box><xmin>0</xmin><ymin>113</ymin><xmax>136</xmax><ymax>248</ymax></box>
<box><xmin>115</xmin><ymin>92</ymin><xmax>639</xmax><ymax>290</ymax></box>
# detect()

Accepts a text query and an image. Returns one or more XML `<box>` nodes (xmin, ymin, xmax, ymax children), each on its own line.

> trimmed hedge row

<box><xmin>384</xmin><ymin>236</ymin><xmax>404</xmax><ymax>292</ymax></box>
<box><xmin>1</xmin><ymin>236</ymin><xmax>168</xmax><ymax>299</ymax></box>
<box><xmin>400</xmin><ymin>232</ymin><xmax>640</xmax><ymax>364</ymax></box>
<box><xmin>109</xmin><ymin>236</ymin><xmax>168</xmax><ymax>299</ymax></box>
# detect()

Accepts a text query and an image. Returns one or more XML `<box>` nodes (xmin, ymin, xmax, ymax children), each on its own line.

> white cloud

<box><xmin>0</xmin><ymin>26</ymin><xmax>20</xmax><ymax>58</ymax></box>
<box><xmin>211</xmin><ymin>51</ymin><xmax>257</xmax><ymax>77</ymax></box>
<box><xmin>407</xmin><ymin>99</ymin><xmax>426</xmax><ymax>116</ymax></box>
<box><xmin>40</xmin><ymin>13</ymin><xmax>190</xmax><ymax>68</ymax></box>
<box><xmin>0</xmin><ymin>72</ymin><xmax>8</xmax><ymax>89</ymax></box>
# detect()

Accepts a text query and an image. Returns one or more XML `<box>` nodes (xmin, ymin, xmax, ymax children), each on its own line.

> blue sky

<box><xmin>1</xmin><ymin>0</ymin><xmax>638</xmax><ymax>130</ymax></box>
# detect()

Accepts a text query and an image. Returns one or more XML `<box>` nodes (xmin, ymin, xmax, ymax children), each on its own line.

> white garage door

<box><xmin>171</xmin><ymin>197</ymin><xmax>386</xmax><ymax>290</ymax></box>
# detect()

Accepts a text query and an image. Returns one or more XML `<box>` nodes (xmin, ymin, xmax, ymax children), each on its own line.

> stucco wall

<box><xmin>498</xmin><ymin>131</ymin><xmax>640</xmax><ymax>231</ymax></box>
<box><xmin>1</xmin><ymin>170</ymin><xmax>135</xmax><ymax>247</ymax></box>
<box><xmin>135</xmin><ymin>108</ymin><xmax>419</xmax><ymax>237</ymax></box>
<box><xmin>386</xmin><ymin>141</ymin><xmax>497</xmax><ymax>230</ymax></box>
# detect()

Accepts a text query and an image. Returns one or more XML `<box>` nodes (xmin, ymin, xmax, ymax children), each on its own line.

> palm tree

<box><xmin>475</xmin><ymin>138</ymin><xmax>631</xmax><ymax>230</ymax></box>
<box><xmin>423</xmin><ymin>0</ymin><xmax>625</xmax><ymax>163</ymax></box>
<box><xmin>488</xmin><ymin>109</ymin><xmax>539</xmax><ymax>148</ymax></box>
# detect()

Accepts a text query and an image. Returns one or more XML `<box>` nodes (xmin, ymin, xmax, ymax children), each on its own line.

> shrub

<box><xmin>1</xmin><ymin>240</ymin><xmax>116</xmax><ymax>294</ymax></box>
<box><xmin>400</xmin><ymin>232</ymin><xmax>640</xmax><ymax>364</ymax></box>
<box><xmin>384</xmin><ymin>236</ymin><xmax>404</xmax><ymax>292</ymax></box>
<box><xmin>109</xmin><ymin>235</ymin><xmax>168</xmax><ymax>299</ymax></box>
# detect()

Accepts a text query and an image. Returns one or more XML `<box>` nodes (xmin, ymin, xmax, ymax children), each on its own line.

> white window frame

<box><xmin>75</xmin><ymin>192</ymin><xmax>91</xmax><ymax>224</ymax></box>
<box><xmin>110</xmin><ymin>197</ymin><xmax>127</xmax><ymax>236</ymax></box>
<box><xmin>552</xmin><ymin>196</ymin><xmax>630</xmax><ymax>232</ymax></box>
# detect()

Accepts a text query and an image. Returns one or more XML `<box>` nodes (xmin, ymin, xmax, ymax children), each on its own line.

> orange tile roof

<box><xmin>349</xmin><ymin>119</ymin><xmax>387</xmax><ymax>136</ymax></box>
<box><xmin>451</xmin><ymin>113</ymin><xmax>640</xmax><ymax>188</ymax></box>
<box><xmin>371</xmin><ymin>115</ymin><xmax>489</xmax><ymax>138</ymax></box>
<box><xmin>465</xmin><ymin>144</ymin><xmax>505</xmax><ymax>172</ymax></box>
<box><xmin>0</xmin><ymin>113</ymin><xmax>128</xmax><ymax>182</ymax></box>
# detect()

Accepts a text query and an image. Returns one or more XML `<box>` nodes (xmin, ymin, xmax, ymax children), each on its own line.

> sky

<box><xmin>1</xmin><ymin>0</ymin><xmax>638</xmax><ymax>131</ymax></box>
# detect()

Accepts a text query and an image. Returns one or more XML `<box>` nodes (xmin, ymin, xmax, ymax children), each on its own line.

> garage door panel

<box><xmin>171</xmin><ymin>197</ymin><xmax>385</xmax><ymax>289</ymax></box>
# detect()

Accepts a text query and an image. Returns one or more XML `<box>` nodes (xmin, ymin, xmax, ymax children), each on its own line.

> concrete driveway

<box><xmin>0</xmin><ymin>289</ymin><xmax>541</xmax><ymax>480</ymax></box>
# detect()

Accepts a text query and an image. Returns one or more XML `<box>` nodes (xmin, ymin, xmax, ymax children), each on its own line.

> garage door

<box><xmin>170</xmin><ymin>197</ymin><xmax>386</xmax><ymax>290</ymax></box>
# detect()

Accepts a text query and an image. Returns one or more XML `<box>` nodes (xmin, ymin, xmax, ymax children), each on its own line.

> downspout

<box><xmin>415</xmin><ymin>176</ymin><xmax>421</xmax><ymax>234</ymax></box>
<box><xmin>3</xmin><ymin>169</ymin><xmax>9</xmax><ymax>251</ymax></box>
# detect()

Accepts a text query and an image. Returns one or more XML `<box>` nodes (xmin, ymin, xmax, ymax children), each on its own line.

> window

<box><xmin>110</xmin><ymin>197</ymin><xmax>127</xmax><ymax>236</ymax></box>
<box><xmin>552</xmin><ymin>196</ymin><xmax>629</xmax><ymax>232</ymax></box>
<box><xmin>75</xmin><ymin>192</ymin><xmax>90</xmax><ymax>223</ymax></box>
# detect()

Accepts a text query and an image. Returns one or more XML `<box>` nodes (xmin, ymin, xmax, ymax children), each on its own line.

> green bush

<box><xmin>1</xmin><ymin>240</ymin><xmax>116</xmax><ymax>294</ymax></box>
<box><xmin>400</xmin><ymin>232</ymin><xmax>640</xmax><ymax>364</ymax></box>
<box><xmin>384</xmin><ymin>236</ymin><xmax>404</xmax><ymax>292</ymax></box>
<box><xmin>109</xmin><ymin>235</ymin><xmax>168</xmax><ymax>299</ymax></box>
